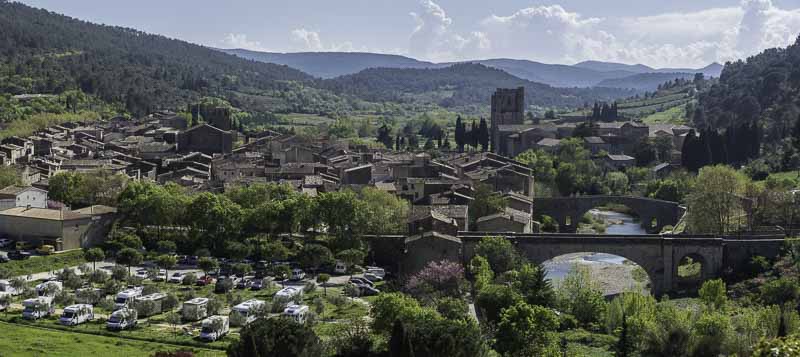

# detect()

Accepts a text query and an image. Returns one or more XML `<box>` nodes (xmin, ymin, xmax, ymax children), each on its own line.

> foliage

<box><xmin>297</xmin><ymin>244</ymin><xmax>333</xmax><ymax>272</ymax></box>
<box><xmin>511</xmin><ymin>263</ymin><xmax>555</xmax><ymax>308</ymax></box>
<box><xmin>469</xmin><ymin>255</ymin><xmax>494</xmax><ymax>291</ymax></box>
<box><xmin>699</xmin><ymin>279</ymin><xmax>727</xmax><ymax>310</ymax></box>
<box><xmin>475</xmin><ymin>284</ymin><xmax>523</xmax><ymax>325</ymax></box>
<box><xmin>227</xmin><ymin>317</ymin><xmax>324</xmax><ymax>357</ymax></box>
<box><xmin>468</xmin><ymin>184</ymin><xmax>507</xmax><ymax>227</ymax></box>
<box><xmin>495</xmin><ymin>302</ymin><xmax>560</xmax><ymax>357</ymax></box>
<box><xmin>686</xmin><ymin>165</ymin><xmax>748</xmax><ymax>234</ymax></box>
<box><xmin>556</xmin><ymin>264</ymin><xmax>607</xmax><ymax>327</ymax></box>
<box><xmin>474</xmin><ymin>236</ymin><xmax>519</xmax><ymax>274</ymax></box>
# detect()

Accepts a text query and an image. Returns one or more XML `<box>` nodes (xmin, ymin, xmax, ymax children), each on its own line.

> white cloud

<box><xmin>408</xmin><ymin>0</ymin><xmax>800</xmax><ymax>67</ymax></box>
<box><xmin>220</xmin><ymin>33</ymin><xmax>267</xmax><ymax>51</ymax></box>
<box><xmin>290</xmin><ymin>28</ymin><xmax>360</xmax><ymax>52</ymax></box>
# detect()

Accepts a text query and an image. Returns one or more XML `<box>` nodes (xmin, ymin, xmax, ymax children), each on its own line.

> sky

<box><xmin>18</xmin><ymin>0</ymin><xmax>800</xmax><ymax>68</ymax></box>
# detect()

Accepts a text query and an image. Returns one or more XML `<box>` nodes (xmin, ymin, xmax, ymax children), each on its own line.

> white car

<box><xmin>153</xmin><ymin>270</ymin><xmax>167</xmax><ymax>282</ymax></box>
<box><xmin>168</xmin><ymin>272</ymin><xmax>185</xmax><ymax>283</ymax></box>
<box><xmin>364</xmin><ymin>272</ymin><xmax>383</xmax><ymax>282</ymax></box>
<box><xmin>0</xmin><ymin>239</ymin><xmax>13</xmax><ymax>248</ymax></box>
<box><xmin>134</xmin><ymin>269</ymin><xmax>149</xmax><ymax>280</ymax></box>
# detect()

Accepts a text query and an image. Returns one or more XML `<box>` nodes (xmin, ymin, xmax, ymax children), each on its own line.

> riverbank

<box><xmin>544</xmin><ymin>253</ymin><xmax>649</xmax><ymax>296</ymax></box>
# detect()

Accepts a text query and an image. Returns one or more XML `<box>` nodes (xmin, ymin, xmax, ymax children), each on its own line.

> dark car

<box><xmin>236</xmin><ymin>278</ymin><xmax>252</xmax><ymax>289</ymax></box>
<box><xmin>8</xmin><ymin>251</ymin><xmax>31</xmax><ymax>260</ymax></box>
<box><xmin>360</xmin><ymin>285</ymin><xmax>380</xmax><ymax>296</ymax></box>
<box><xmin>250</xmin><ymin>279</ymin><xmax>265</xmax><ymax>291</ymax></box>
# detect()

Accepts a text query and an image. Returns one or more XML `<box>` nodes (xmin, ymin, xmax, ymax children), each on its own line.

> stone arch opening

<box><xmin>573</xmin><ymin>204</ymin><xmax>644</xmax><ymax>235</ymax></box>
<box><xmin>676</xmin><ymin>253</ymin><xmax>706</xmax><ymax>288</ymax></box>
<box><xmin>541</xmin><ymin>252</ymin><xmax>653</xmax><ymax>296</ymax></box>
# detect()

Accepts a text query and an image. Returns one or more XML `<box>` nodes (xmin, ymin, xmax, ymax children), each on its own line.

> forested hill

<box><xmin>0</xmin><ymin>1</ymin><xmax>311</xmax><ymax>116</ymax></box>
<box><xmin>696</xmin><ymin>36</ymin><xmax>800</xmax><ymax>143</ymax></box>
<box><xmin>319</xmin><ymin>63</ymin><xmax>634</xmax><ymax>109</ymax></box>
<box><xmin>597</xmin><ymin>73</ymin><xmax>698</xmax><ymax>91</ymax></box>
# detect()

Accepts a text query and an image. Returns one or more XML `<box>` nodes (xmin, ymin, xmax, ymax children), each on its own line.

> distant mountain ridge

<box><xmin>220</xmin><ymin>49</ymin><xmax>723</xmax><ymax>91</ymax></box>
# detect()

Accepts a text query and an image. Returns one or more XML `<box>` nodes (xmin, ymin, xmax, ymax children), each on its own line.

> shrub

<box><xmin>303</xmin><ymin>281</ymin><xmax>317</xmax><ymax>293</ymax></box>
<box><xmin>182</xmin><ymin>273</ymin><xmax>197</xmax><ymax>286</ymax></box>
<box><xmin>111</xmin><ymin>265</ymin><xmax>128</xmax><ymax>281</ymax></box>
<box><xmin>88</xmin><ymin>270</ymin><xmax>109</xmax><ymax>284</ymax></box>
<box><xmin>344</xmin><ymin>284</ymin><xmax>361</xmax><ymax>298</ymax></box>
<box><xmin>142</xmin><ymin>285</ymin><xmax>159</xmax><ymax>296</ymax></box>
<box><xmin>163</xmin><ymin>294</ymin><xmax>179</xmax><ymax>311</ymax></box>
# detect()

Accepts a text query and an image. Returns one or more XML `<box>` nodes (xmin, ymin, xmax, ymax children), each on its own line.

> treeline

<box><xmin>590</xmin><ymin>102</ymin><xmax>620</xmax><ymax>121</ymax></box>
<box><xmin>696</xmin><ymin>36</ymin><xmax>800</xmax><ymax>144</ymax></box>
<box><xmin>681</xmin><ymin>123</ymin><xmax>761</xmax><ymax>172</ymax></box>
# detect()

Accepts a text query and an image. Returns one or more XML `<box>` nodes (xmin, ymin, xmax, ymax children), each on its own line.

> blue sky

<box><xmin>18</xmin><ymin>0</ymin><xmax>800</xmax><ymax>68</ymax></box>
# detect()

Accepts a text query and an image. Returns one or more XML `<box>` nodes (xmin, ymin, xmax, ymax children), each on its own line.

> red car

<box><xmin>195</xmin><ymin>275</ymin><xmax>215</xmax><ymax>286</ymax></box>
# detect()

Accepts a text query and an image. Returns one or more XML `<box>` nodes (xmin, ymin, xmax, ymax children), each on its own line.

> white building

<box><xmin>0</xmin><ymin>186</ymin><xmax>48</xmax><ymax>210</ymax></box>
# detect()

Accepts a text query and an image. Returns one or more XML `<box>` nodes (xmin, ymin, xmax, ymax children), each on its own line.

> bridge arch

<box><xmin>532</xmin><ymin>196</ymin><xmax>686</xmax><ymax>234</ymax></box>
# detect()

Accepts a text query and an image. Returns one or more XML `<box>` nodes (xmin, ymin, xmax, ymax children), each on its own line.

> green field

<box><xmin>0</xmin><ymin>250</ymin><xmax>86</xmax><ymax>277</ymax></box>
<box><xmin>0</xmin><ymin>321</ymin><xmax>224</xmax><ymax>357</ymax></box>
<box><xmin>642</xmin><ymin>103</ymin><xmax>689</xmax><ymax>124</ymax></box>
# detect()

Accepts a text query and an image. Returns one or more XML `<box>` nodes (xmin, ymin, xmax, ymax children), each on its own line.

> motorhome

<box><xmin>107</xmin><ymin>308</ymin><xmax>138</xmax><ymax>330</ymax></box>
<box><xmin>135</xmin><ymin>292</ymin><xmax>168</xmax><ymax>317</ymax></box>
<box><xmin>290</xmin><ymin>268</ymin><xmax>306</xmax><ymax>281</ymax></box>
<box><xmin>59</xmin><ymin>304</ymin><xmax>94</xmax><ymax>326</ymax></box>
<box><xmin>0</xmin><ymin>280</ymin><xmax>21</xmax><ymax>296</ymax></box>
<box><xmin>274</xmin><ymin>286</ymin><xmax>303</xmax><ymax>303</ymax></box>
<box><xmin>181</xmin><ymin>297</ymin><xmax>209</xmax><ymax>322</ymax></box>
<box><xmin>334</xmin><ymin>260</ymin><xmax>347</xmax><ymax>274</ymax></box>
<box><xmin>35</xmin><ymin>280</ymin><xmax>63</xmax><ymax>297</ymax></box>
<box><xmin>282</xmin><ymin>304</ymin><xmax>310</xmax><ymax>324</ymax></box>
<box><xmin>229</xmin><ymin>299</ymin><xmax>265</xmax><ymax>326</ymax></box>
<box><xmin>114</xmin><ymin>287</ymin><xmax>143</xmax><ymax>310</ymax></box>
<box><xmin>22</xmin><ymin>296</ymin><xmax>54</xmax><ymax>320</ymax></box>
<box><xmin>199</xmin><ymin>315</ymin><xmax>230</xmax><ymax>342</ymax></box>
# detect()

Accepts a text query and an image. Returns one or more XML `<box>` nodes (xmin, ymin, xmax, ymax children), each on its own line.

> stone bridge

<box><xmin>458</xmin><ymin>232</ymin><xmax>786</xmax><ymax>296</ymax></box>
<box><xmin>532</xmin><ymin>196</ymin><xmax>686</xmax><ymax>233</ymax></box>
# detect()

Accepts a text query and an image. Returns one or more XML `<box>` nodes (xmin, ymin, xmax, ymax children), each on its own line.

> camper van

<box><xmin>135</xmin><ymin>293</ymin><xmax>168</xmax><ymax>317</ymax></box>
<box><xmin>229</xmin><ymin>299</ymin><xmax>265</xmax><ymax>327</ymax></box>
<box><xmin>275</xmin><ymin>286</ymin><xmax>303</xmax><ymax>303</ymax></box>
<box><xmin>114</xmin><ymin>287</ymin><xmax>143</xmax><ymax>310</ymax></box>
<box><xmin>181</xmin><ymin>297</ymin><xmax>209</xmax><ymax>322</ymax></box>
<box><xmin>107</xmin><ymin>308</ymin><xmax>138</xmax><ymax>330</ymax></box>
<box><xmin>22</xmin><ymin>296</ymin><xmax>54</xmax><ymax>320</ymax></box>
<box><xmin>35</xmin><ymin>280</ymin><xmax>63</xmax><ymax>297</ymax></box>
<box><xmin>0</xmin><ymin>280</ymin><xmax>21</xmax><ymax>296</ymax></box>
<box><xmin>334</xmin><ymin>260</ymin><xmax>347</xmax><ymax>274</ymax></box>
<box><xmin>282</xmin><ymin>304</ymin><xmax>310</xmax><ymax>324</ymax></box>
<box><xmin>199</xmin><ymin>315</ymin><xmax>230</xmax><ymax>342</ymax></box>
<box><xmin>290</xmin><ymin>268</ymin><xmax>306</xmax><ymax>281</ymax></box>
<box><xmin>59</xmin><ymin>304</ymin><xmax>94</xmax><ymax>326</ymax></box>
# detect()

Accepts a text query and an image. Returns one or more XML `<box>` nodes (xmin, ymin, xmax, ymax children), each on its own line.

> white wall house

<box><xmin>0</xmin><ymin>186</ymin><xmax>48</xmax><ymax>210</ymax></box>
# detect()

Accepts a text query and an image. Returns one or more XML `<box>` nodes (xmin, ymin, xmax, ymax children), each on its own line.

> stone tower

<box><xmin>491</xmin><ymin>87</ymin><xmax>525</xmax><ymax>154</ymax></box>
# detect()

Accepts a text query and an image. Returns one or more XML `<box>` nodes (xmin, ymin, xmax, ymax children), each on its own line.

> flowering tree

<box><xmin>405</xmin><ymin>260</ymin><xmax>466</xmax><ymax>301</ymax></box>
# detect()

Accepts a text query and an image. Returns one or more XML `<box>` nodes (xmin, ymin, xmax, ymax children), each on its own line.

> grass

<box><xmin>0</xmin><ymin>250</ymin><xmax>86</xmax><ymax>277</ymax></box>
<box><xmin>0</xmin><ymin>321</ymin><xmax>224</xmax><ymax>357</ymax></box>
<box><xmin>678</xmin><ymin>257</ymin><xmax>701</xmax><ymax>278</ymax></box>
<box><xmin>642</xmin><ymin>103</ymin><xmax>689</xmax><ymax>125</ymax></box>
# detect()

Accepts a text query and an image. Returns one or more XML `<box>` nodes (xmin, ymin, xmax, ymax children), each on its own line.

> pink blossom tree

<box><xmin>405</xmin><ymin>260</ymin><xmax>466</xmax><ymax>301</ymax></box>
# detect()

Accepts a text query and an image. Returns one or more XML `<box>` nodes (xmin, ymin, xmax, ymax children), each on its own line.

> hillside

<box><xmin>0</xmin><ymin>1</ymin><xmax>314</xmax><ymax>117</ymax></box>
<box><xmin>597</xmin><ymin>73</ymin><xmax>697</xmax><ymax>91</ymax></box>
<box><xmin>319</xmin><ymin>63</ymin><xmax>634</xmax><ymax>109</ymax></box>
<box><xmin>696</xmin><ymin>37</ymin><xmax>800</xmax><ymax>144</ymax></box>
<box><xmin>219</xmin><ymin>49</ymin><xmax>438</xmax><ymax>79</ymax></box>
<box><xmin>454</xmin><ymin>59</ymin><xmax>635</xmax><ymax>88</ymax></box>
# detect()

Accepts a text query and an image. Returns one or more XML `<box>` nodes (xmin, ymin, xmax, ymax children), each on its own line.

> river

<box><xmin>543</xmin><ymin>210</ymin><xmax>650</xmax><ymax>296</ymax></box>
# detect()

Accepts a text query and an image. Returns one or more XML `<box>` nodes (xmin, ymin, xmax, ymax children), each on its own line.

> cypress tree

<box><xmin>478</xmin><ymin>118</ymin><xmax>489</xmax><ymax>152</ymax></box>
<box><xmin>455</xmin><ymin>116</ymin><xmax>465</xmax><ymax>152</ymax></box>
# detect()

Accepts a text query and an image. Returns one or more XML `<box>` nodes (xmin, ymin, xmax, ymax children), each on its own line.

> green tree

<box><xmin>512</xmin><ymin>263</ymin><xmax>555</xmax><ymax>307</ymax></box>
<box><xmin>698</xmin><ymin>279</ymin><xmax>727</xmax><ymax>310</ymax></box>
<box><xmin>298</xmin><ymin>244</ymin><xmax>333</xmax><ymax>274</ymax></box>
<box><xmin>556</xmin><ymin>163</ymin><xmax>579</xmax><ymax>196</ymax></box>
<box><xmin>358</xmin><ymin>187</ymin><xmax>409</xmax><ymax>235</ymax></box>
<box><xmin>83</xmin><ymin>248</ymin><xmax>105</xmax><ymax>271</ymax></box>
<box><xmin>686</xmin><ymin>165</ymin><xmax>748</xmax><ymax>234</ymax></box>
<box><xmin>316</xmin><ymin>191</ymin><xmax>363</xmax><ymax>249</ymax></box>
<box><xmin>495</xmin><ymin>302</ymin><xmax>559</xmax><ymax>357</ymax></box>
<box><xmin>336</xmin><ymin>249</ymin><xmax>365</xmax><ymax>277</ymax></box>
<box><xmin>156</xmin><ymin>255</ymin><xmax>177</xmax><ymax>282</ymax></box>
<box><xmin>370</xmin><ymin>293</ymin><xmax>431</xmax><ymax>335</ymax></box>
<box><xmin>474</xmin><ymin>236</ymin><xmax>519</xmax><ymax>274</ymax></box>
<box><xmin>468</xmin><ymin>184</ymin><xmax>507</xmax><ymax>227</ymax></box>
<box><xmin>475</xmin><ymin>284</ymin><xmax>523</xmax><ymax>324</ymax></box>
<box><xmin>316</xmin><ymin>274</ymin><xmax>330</xmax><ymax>296</ymax></box>
<box><xmin>557</xmin><ymin>264</ymin><xmax>607</xmax><ymax>326</ymax></box>
<box><xmin>186</xmin><ymin>192</ymin><xmax>243</xmax><ymax>252</ymax></box>
<box><xmin>116</xmin><ymin>248</ymin><xmax>143</xmax><ymax>275</ymax></box>
<box><xmin>227</xmin><ymin>317</ymin><xmax>324</xmax><ymax>357</ymax></box>
<box><xmin>198</xmin><ymin>257</ymin><xmax>219</xmax><ymax>276</ymax></box>
<box><xmin>469</xmin><ymin>255</ymin><xmax>494</xmax><ymax>291</ymax></box>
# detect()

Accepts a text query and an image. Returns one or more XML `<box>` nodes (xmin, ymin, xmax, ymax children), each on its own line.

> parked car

<box><xmin>290</xmin><ymin>269</ymin><xmax>306</xmax><ymax>281</ymax></box>
<box><xmin>349</xmin><ymin>277</ymin><xmax>374</xmax><ymax>288</ymax></box>
<box><xmin>0</xmin><ymin>255</ymin><xmax>9</xmax><ymax>263</ymax></box>
<box><xmin>364</xmin><ymin>272</ymin><xmax>383</xmax><ymax>282</ymax></box>
<box><xmin>134</xmin><ymin>269</ymin><xmax>149</xmax><ymax>280</ymax></box>
<box><xmin>250</xmin><ymin>279</ymin><xmax>265</xmax><ymax>291</ymax></box>
<box><xmin>196</xmin><ymin>275</ymin><xmax>214</xmax><ymax>286</ymax></box>
<box><xmin>8</xmin><ymin>251</ymin><xmax>31</xmax><ymax>260</ymax></box>
<box><xmin>153</xmin><ymin>270</ymin><xmax>167</xmax><ymax>282</ymax></box>
<box><xmin>0</xmin><ymin>239</ymin><xmax>14</xmax><ymax>248</ymax></box>
<box><xmin>360</xmin><ymin>285</ymin><xmax>380</xmax><ymax>296</ymax></box>
<box><xmin>236</xmin><ymin>278</ymin><xmax>252</xmax><ymax>290</ymax></box>
<box><xmin>36</xmin><ymin>245</ymin><xmax>55</xmax><ymax>255</ymax></box>
<box><xmin>168</xmin><ymin>272</ymin><xmax>185</xmax><ymax>284</ymax></box>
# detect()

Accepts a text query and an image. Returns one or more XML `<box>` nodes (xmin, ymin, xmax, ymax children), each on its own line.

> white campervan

<box><xmin>282</xmin><ymin>304</ymin><xmax>310</xmax><ymax>324</ymax></box>
<box><xmin>199</xmin><ymin>315</ymin><xmax>230</xmax><ymax>342</ymax></box>
<box><xmin>135</xmin><ymin>293</ymin><xmax>167</xmax><ymax>317</ymax></box>
<box><xmin>22</xmin><ymin>296</ymin><xmax>54</xmax><ymax>320</ymax></box>
<box><xmin>290</xmin><ymin>268</ymin><xmax>306</xmax><ymax>281</ymax></box>
<box><xmin>181</xmin><ymin>297</ymin><xmax>209</xmax><ymax>322</ymax></box>
<box><xmin>114</xmin><ymin>286</ymin><xmax>143</xmax><ymax>310</ymax></box>
<box><xmin>59</xmin><ymin>304</ymin><xmax>94</xmax><ymax>326</ymax></box>
<box><xmin>230</xmin><ymin>299</ymin><xmax>265</xmax><ymax>326</ymax></box>
<box><xmin>36</xmin><ymin>280</ymin><xmax>63</xmax><ymax>297</ymax></box>
<box><xmin>0</xmin><ymin>280</ymin><xmax>21</xmax><ymax>296</ymax></box>
<box><xmin>275</xmin><ymin>286</ymin><xmax>303</xmax><ymax>303</ymax></box>
<box><xmin>107</xmin><ymin>308</ymin><xmax>138</xmax><ymax>330</ymax></box>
